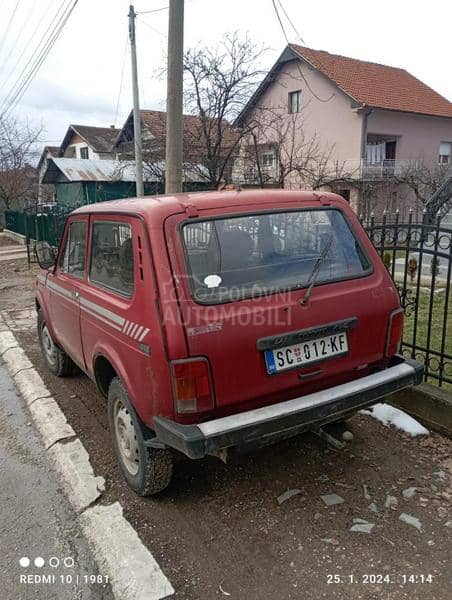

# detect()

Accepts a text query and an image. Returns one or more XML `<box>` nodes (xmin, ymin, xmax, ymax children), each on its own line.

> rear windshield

<box><xmin>182</xmin><ymin>208</ymin><xmax>371</xmax><ymax>303</ymax></box>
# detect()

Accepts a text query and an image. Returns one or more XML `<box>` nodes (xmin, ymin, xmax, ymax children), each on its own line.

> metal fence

<box><xmin>363</xmin><ymin>210</ymin><xmax>452</xmax><ymax>387</ymax></box>
<box><xmin>5</xmin><ymin>206</ymin><xmax>70</xmax><ymax>263</ymax></box>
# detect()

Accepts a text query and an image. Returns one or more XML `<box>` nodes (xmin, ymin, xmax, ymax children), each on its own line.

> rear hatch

<box><xmin>165</xmin><ymin>201</ymin><xmax>399</xmax><ymax>415</ymax></box>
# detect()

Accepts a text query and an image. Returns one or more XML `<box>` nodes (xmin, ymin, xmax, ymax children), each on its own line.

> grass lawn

<box><xmin>402</xmin><ymin>287</ymin><xmax>452</xmax><ymax>388</ymax></box>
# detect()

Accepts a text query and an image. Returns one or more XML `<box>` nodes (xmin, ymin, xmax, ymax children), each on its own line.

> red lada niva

<box><xmin>35</xmin><ymin>190</ymin><xmax>423</xmax><ymax>495</ymax></box>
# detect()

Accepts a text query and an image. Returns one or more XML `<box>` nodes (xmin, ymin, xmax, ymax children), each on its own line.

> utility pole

<box><xmin>128</xmin><ymin>4</ymin><xmax>144</xmax><ymax>196</ymax></box>
<box><xmin>165</xmin><ymin>0</ymin><xmax>184</xmax><ymax>194</ymax></box>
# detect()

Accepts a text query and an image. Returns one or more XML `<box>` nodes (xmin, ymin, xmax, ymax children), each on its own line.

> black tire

<box><xmin>108</xmin><ymin>377</ymin><xmax>173</xmax><ymax>496</ymax></box>
<box><xmin>37</xmin><ymin>309</ymin><xmax>74</xmax><ymax>377</ymax></box>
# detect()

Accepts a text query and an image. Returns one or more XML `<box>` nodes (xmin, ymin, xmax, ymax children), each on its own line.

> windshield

<box><xmin>182</xmin><ymin>208</ymin><xmax>371</xmax><ymax>303</ymax></box>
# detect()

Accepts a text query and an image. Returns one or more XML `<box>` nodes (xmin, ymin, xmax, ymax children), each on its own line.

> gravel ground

<box><xmin>1</xmin><ymin>258</ymin><xmax>451</xmax><ymax>599</ymax></box>
<box><xmin>0</xmin><ymin>258</ymin><xmax>38</xmax><ymax>311</ymax></box>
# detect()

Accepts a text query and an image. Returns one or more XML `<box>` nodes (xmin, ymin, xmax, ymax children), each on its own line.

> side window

<box><xmin>60</xmin><ymin>221</ymin><xmax>87</xmax><ymax>278</ymax></box>
<box><xmin>89</xmin><ymin>221</ymin><xmax>134</xmax><ymax>296</ymax></box>
<box><xmin>288</xmin><ymin>90</ymin><xmax>301</xmax><ymax>114</ymax></box>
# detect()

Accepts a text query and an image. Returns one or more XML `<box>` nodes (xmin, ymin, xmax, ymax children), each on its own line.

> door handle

<box><xmin>71</xmin><ymin>290</ymin><xmax>80</xmax><ymax>300</ymax></box>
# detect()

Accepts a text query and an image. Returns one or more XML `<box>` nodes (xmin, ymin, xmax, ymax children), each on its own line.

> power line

<box><xmin>0</xmin><ymin>0</ymin><xmax>38</xmax><ymax>74</ymax></box>
<box><xmin>0</xmin><ymin>0</ymin><xmax>21</xmax><ymax>58</ymax></box>
<box><xmin>1</xmin><ymin>0</ymin><xmax>55</xmax><ymax>91</ymax></box>
<box><xmin>0</xmin><ymin>0</ymin><xmax>72</xmax><ymax>113</ymax></box>
<box><xmin>1</xmin><ymin>0</ymin><xmax>79</xmax><ymax>117</ymax></box>
<box><xmin>270</xmin><ymin>0</ymin><xmax>333</xmax><ymax>103</ymax></box>
<box><xmin>114</xmin><ymin>29</ymin><xmax>129</xmax><ymax>127</ymax></box>
<box><xmin>136</xmin><ymin>16</ymin><xmax>166</xmax><ymax>38</ymax></box>
<box><xmin>137</xmin><ymin>6</ymin><xmax>168</xmax><ymax>14</ymax></box>
<box><xmin>276</xmin><ymin>0</ymin><xmax>305</xmax><ymax>45</ymax></box>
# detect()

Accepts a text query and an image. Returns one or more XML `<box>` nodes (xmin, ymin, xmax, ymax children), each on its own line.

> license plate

<box><xmin>264</xmin><ymin>332</ymin><xmax>348</xmax><ymax>374</ymax></box>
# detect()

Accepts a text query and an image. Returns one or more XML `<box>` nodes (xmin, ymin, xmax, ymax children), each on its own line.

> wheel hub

<box><xmin>42</xmin><ymin>325</ymin><xmax>57</xmax><ymax>365</ymax></box>
<box><xmin>114</xmin><ymin>400</ymin><xmax>140</xmax><ymax>476</ymax></box>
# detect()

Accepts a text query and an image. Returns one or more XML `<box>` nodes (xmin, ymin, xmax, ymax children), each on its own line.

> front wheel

<box><xmin>108</xmin><ymin>377</ymin><xmax>173</xmax><ymax>496</ymax></box>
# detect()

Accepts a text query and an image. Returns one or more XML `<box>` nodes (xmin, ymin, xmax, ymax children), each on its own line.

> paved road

<box><xmin>0</xmin><ymin>364</ymin><xmax>113</xmax><ymax>600</ymax></box>
<box><xmin>1</xmin><ymin>257</ymin><xmax>451</xmax><ymax>600</ymax></box>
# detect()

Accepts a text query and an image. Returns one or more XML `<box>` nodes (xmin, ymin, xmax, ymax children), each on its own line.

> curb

<box><xmin>1</xmin><ymin>229</ymin><xmax>26</xmax><ymax>245</ymax></box>
<box><xmin>0</xmin><ymin>322</ymin><xmax>174</xmax><ymax>600</ymax></box>
<box><xmin>388</xmin><ymin>383</ymin><xmax>452</xmax><ymax>439</ymax></box>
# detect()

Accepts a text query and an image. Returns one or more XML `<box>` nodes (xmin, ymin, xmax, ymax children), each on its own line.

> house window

<box><xmin>439</xmin><ymin>142</ymin><xmax>451</xmax><ymax>165</ymax></box>
<box><xmin>261</xmin><ymin>152</ymin><xmax>274</xmax><ymax>169</ymax></box>
<box><xmin>288</xmin><ymin>90</ymin><xmax>301</xmax><ymax>114</ymax></box>
<box><xmin>80</xmin><ymin>146</ymin><xmax>89</xmax><ymax>159</ymax></box>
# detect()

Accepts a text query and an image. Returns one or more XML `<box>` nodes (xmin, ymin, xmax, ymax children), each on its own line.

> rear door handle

<box><xmin>71</xmin><ymin>290</ymin><xmax>80</xmax><ymax>300</ymax></box>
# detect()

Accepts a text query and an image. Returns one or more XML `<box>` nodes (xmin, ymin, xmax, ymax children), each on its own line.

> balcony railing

<box><xmin>361</xmin><ymin>159</ymin><xmax>398</xmax><ymax>179</ymax></box>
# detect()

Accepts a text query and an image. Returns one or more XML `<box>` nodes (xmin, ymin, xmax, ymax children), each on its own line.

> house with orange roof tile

<box><xmin>234</xmin><ymin>45</ymin><xmax>452</xmax><ymax>218</ymax></box>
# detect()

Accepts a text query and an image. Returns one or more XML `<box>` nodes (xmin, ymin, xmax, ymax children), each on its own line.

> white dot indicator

<box><xmin>19</xmin><ymin>557</ymin><xmax>30</xmax><ymax>568</ymax></box>
<box><xmin>34</xmin><ymin>557</ymin><xmax>45</xmax><ymax>568</ymax></box>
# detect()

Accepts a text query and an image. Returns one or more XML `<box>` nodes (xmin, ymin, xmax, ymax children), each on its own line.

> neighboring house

<box><xmin>41</xmin><ymin>157</ymin><xmax>209</xmax><ymax>209</ymax></box>
<box><xmin>36</xmin><ymin>145</ymin><xmax>59</xmax><ymax>201</ymax></box>
<box><xmin>41</xmin><ymin>157</ymin><xmax>158</xmax><ymax>209</ymax></box>
<box><xmin>234</xmin><ymin>44</ymin><xmax>452</xmax><ymax>218</ymax></box>
<box><xmin>59</xmin><ymin>124</ymin><xmax>120</xmax><ymax>160</ymax></box>
<box><xmin>115</xmin><ymin>109</ymin><xmax>238</xmax><ymax>186</ymax></box>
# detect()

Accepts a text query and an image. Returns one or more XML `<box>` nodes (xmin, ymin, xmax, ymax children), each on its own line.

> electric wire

<box><xmin>136</xmin><ymin>16</ymin><xmax>166</xmax><ymax>38</ymax></box>
<box><xmin>0</xmin><ymin>0</ymin><xmax>21</xmax><ymax>58</ymax></box>
<box><xmin>271</xmin><ymin>0</ymin><xmax>333</xmax><ymax>103</ymax></box>
<box><xmin>0</xmin><ymin>0</ymin><xmax>38</xmax><ymax>74</ymax></box>
<box><xmin>0</xmin><ymin>0</ymin><xmax>55</xmax><ymax>91</ymax></box>
<box><xmin>114</xmin><ymin>29</ymin><xmax>129</xmax><ymax>127</ymax></box>
<box><xmin>136</xmin><ymin>6</ymin><xmax>168</xmax><ymax>14</ymax></box>
<box><xmin>1</xmin><ymin>0</ymin><xmax>79</xmax><ymax>117</ymax></box>
<box><xmin>0</xmin><ymin>0</ymin><xmax>72</xmax><ymax>113</ymax></box>
<box><xmin>276</xmin><ymin>0</ymin><xmax>305</xmax><ymax>45</ymax></box>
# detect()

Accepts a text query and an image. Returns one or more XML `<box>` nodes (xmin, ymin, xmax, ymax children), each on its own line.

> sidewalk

<box><xmin>0</xmin><ymin>363</ymin><xmax>113</xmax><ymax>600</ymax></box>
<box><xmin>0</xmin><ymin>233</ymin><xmax>27</xmax><ymax>262</ymax></box>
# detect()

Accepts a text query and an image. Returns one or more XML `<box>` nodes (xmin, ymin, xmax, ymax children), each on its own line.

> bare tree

<box><xmin>350</xmin><ymin>161</ymin><xmax>451</xmax><ymax>222</ymax></box>
<box><xmin>394</xmin><ymin>159</ymin><xmax>451</xmax><ymax>206</ymax></box>
<box><xmin>183</xmin><ymin>32</ymin><xmax>266</xmax><ymax>187</ymax></box>
<box><xmin>0</xmin><ymin>116</ymin><xmax>42</xmax><ymax>219</ymax></box>
<box><xmin>238</xmin><ymin>106</ymin><xmax>357</xmax><ymax>190</ymax></box>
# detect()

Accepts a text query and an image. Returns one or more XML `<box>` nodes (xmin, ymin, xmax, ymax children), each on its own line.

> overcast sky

<box><xmin>0</xmin><ymin>0</ymin><xmax>451</xmax><ymax>148</ymax></box>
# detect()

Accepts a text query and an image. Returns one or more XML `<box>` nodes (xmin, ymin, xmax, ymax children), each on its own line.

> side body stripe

<box><xmin>44</xmin><ymin>279</ymin><xmax>150</xmax><ymax>342</ymax></box>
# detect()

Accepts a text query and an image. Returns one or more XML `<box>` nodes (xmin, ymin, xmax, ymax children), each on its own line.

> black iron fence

<box><xmin>363</xmin><ymin>210</ymin><xmax>452</xmax><ymax>388</ymax></box>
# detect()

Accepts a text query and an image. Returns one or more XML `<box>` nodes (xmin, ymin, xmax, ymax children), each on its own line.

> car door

<box><xmin>47</xmin><ymin>216</ymin><xmax>88</xmax><ymax>369</ymax></box>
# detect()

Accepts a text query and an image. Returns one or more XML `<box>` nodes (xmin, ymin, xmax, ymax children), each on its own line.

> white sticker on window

<box><xmin>204</xmin><ymin>274</ymin><xmax>222</xmax><ymax>288</ymax></box>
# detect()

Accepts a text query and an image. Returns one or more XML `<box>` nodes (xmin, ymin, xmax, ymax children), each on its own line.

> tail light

<box><xmin>385</xmin><ymin>308</ymin><xmax>404</xmax><ymax>356</ymax></box>
<box><xmin>170</xmin><ymin>358</ymin><xmax>214</xmax><ymax>414</ymax></box>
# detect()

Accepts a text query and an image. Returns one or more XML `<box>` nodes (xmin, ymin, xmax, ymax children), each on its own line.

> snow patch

<box><xmin>360</xmin><ymin>403</ymin><xmax>429</xmax><ymax>437</ymax></box>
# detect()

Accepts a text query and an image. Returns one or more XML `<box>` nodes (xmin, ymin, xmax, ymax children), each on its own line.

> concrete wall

<box><xmin>367</xmin><ymin>109</ymin><xmax>452</xmax><ymax>164</ymax></box>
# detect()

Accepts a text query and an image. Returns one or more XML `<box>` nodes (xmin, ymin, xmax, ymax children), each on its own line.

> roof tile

<box><xmin>291</xmin><ymin>45</ymin><xmax>452</xmax><ymax>118</ymax></box>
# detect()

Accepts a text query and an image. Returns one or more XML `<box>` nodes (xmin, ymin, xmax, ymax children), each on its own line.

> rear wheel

<box><xmin>37</xmin><ymin>309</ymin><xmax>74</xmax><ymax>376</ymax></box>
<box><xmin>108</xmin><ymin>377</ymin><xmax>173</xmax><ymax>496</ymax></box>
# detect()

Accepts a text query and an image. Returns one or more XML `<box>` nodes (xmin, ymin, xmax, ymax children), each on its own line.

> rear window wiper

<box><xmin>301</xmin><ymin>235</ymin><xmax>334</xmax><ymax>305</ymax></box>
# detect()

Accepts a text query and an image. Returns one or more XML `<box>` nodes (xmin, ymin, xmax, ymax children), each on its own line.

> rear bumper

<box><xmin>153</xmin><ymin>356</ymin><xmax>424</xmax><ymax>459</ymax></box>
